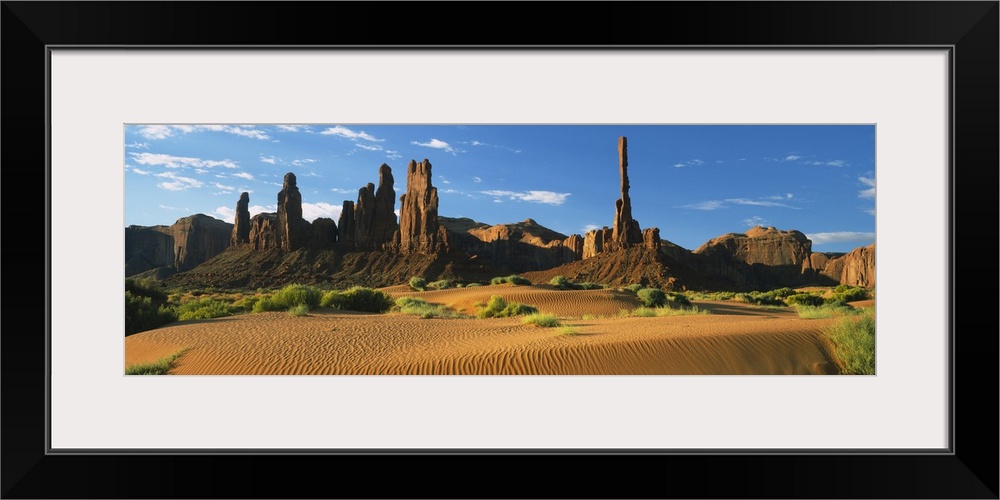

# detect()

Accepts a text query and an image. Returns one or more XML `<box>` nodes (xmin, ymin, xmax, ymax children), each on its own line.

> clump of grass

<box><xmin>795</xmin><ymin>303</ymin><xmax>860</xmax><ymax>319</ymax></box>
<box><xmin>476</xmin><ymin>295</ymin><xmax>538</xmax><ymax>318</ymax></box>
<box><xmin>409</xmin><ymin>276</ymin><xmax>427</xmax><ymax>291</ymax></box>
<box><xmin>557</xmin><ymin>325</ymin><xmax>580</xmax><ymax>336</ymax></box>
<box><xmin>831</xmin><ymin>285</ymin><xmax>870</xmax><ymax>303</ymax></box>
<box><xmin>622</xmin><ymin>284</ymin><xmax>644</xmax><ymax>293</ymax></box>
<box><xmin>252</xmin><ymin>283</ymin><xmax>324</xmax><ymax>313</ymax></box>
<box><xmin>521</xmin><ymin>313</ymin><xmax>561</xmax><ymax>327</ymax></box>
<box><xmin>785</xmin><ymin>293</ymin><xmax>825</xmax><ymax>307</ymax></box>
<box><xmin>823</xmin><ymin>308</ymin><xmax>875</xmax><ymax>374</ymax></box>
<box><xmin>320</xmin><ymin>287</ymin><xmax>394</xmax><ymax>313</ymax></box>
<box><xmin>125</xmin><ymin>348</ymin><xmax>188</xmax><ymax>375</ymax></box>
<box><xmin>623</xmin><ymin>305</ymin><xmax>710</xmax><ymax>317</ymax></box>
<box><xmin>125</xmin><ymin>288</ymin><xmax>178</xmax><ymax>336</ymax></box>
<box><xmin>686</xmin><ymin>291</ymin><xmax>737</xmax><ymax>301</ymax></box>
<box><xmin>490</xmin><ymin>275</ymin><xmax>532</xmax><ymax>286</ymax></box>
<box><xmin>288</xmin><ymin>304</ymin><xmax>310</xmax><ymax>316</ymax></box>
<box><xmin>665</xmin><ymin>291</ymin><xmax>691</xmax><ymax>307</ymax></box>
<box><xmin>465</xmin><ymin>282</ymin><xmax>482</xmax><ymax>288</ymax></box>
<box><xmin>550</xmin><ymin>275</ymin><xmax>604</xmax><ymax>290</ymax></box>
<box><xmin>393</xmin><ymin>296</ymin><xmax>464</xmax><ymax>319</ymax></box>
<box><xmin>734</xmin><ymin>291</ymin><xmax>786</xmax><ymax>307</ymax></box>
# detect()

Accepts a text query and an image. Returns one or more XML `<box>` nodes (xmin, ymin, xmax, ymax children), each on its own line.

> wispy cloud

<box><xmin>276</xmin><ymin>125</ymin><xmax>305</xmax><ymax>132</ymax></box>
<box><xmin>583</xmin><ymin>224</ymin><xmax>601</xmax><ymax>232</ymax></box>
<box><xmin>680</xmin><ymin>197</ymin><xmax>798</xmax><ymax>211</ymax></box>
<box><xmin>214</xmin><ymin>204</ymin><xmax>273</xmax><ymax>221</ymax></box>
<box><xmin>865</xmin><ymin>208</ymin><xmax>876</xmax><ymax>216</ymax></box>
<box><xmin>260</xmin><ymin>155</ymin><xmax>277</xmax><ymax>164</ymax></box>
<box><xmin>355</xmin><ymin>143</ymin><xmax>383</xmax><ymax>152</ymax></box>
<box><xmin>302</xmin><ymin>202</ymin><xmax>343</xmax><ymax>222</ymax></box>
<box><xmin>472</xmin><ymin>176</ymin><xmax>482</xmax><ymax>183</ymax></box>
<box><xmin>158</xmin><ymin>204</ymin><xmax>190</xmax><ymax>212</ymax></box>
<box><xmin>858</xmin><ymin>177</ymin><xmax>876</xmax><ymax>199</ymax></box>
<box><xmin>725</xmin><ymin>198</ymin><xmax>796</xmax><ymax>208</ymax></box>
<box><xmin>680</xmin><ymin>200</ymin><xmax>725</xmax><ymax>211</ymax></box>
<box><xmin>439</xmin><ymin>176</ymin><xmax>451</xmax><ymax>184</ymax></box>
<box><xmin>806</xmin><ymin>231</ymin><xmax>876</xmax><ymax>245</ymax></box>
<box><xmin>138</xmin><ymin>125</ymin><xmax>270</xmax><ymax>141</ymax></box>
<box><xmin>128</xmin><ymin>166</ymin><xmax>152</xmax><ymax>175</ymax></box>
<box><xmin>319</xmin><ymin>125</ymin><xmax>383</xmax><ymax>142</ymax></box>
<box><xmin>232</xmin><ymin>172</ymin><xmax>254</xmax><ymax>180</ymax></box>
<box><xmin>412</xmin><ymin>138</ymin><xmax>460</xmax><ymax>154</ymax></box>
<box><xmin>131</xmin><ymin>152</ymin><xmax>238</xmax><ymax>169</ymax></box>
<box><xmin>330</xmin><ymin>188</ymin><xmax>355</xmax><ymax>194</ymax></box>
<box><xmin>155</xmin><ymin>171</ymin><xmax>203</xmax><ymax>191</ymax></box>
<box><xmin>807</xmin><ymin>159</ymin><xmax>848</xmax><ymax>167</ymax></box>
<box><xmin>742</xmin><ymin>216</ymin><xmax>770</xmax><ymax>227</ymax></box>
<box><xmin>462</xmin><ymin>140</ymin><xmax>521</xmax><ymax>153</ymax></box>
<box><xmin>784</xmin><ymin>154</ymin><xmax>801</xmax><ymax>161</ymax></box>
<box><xmin>292</xmin><ymin>158</ymin><xmax>318</xmax><ymax>166</ymax></box>
<box><xmin>766</xmin><ymin>193</ymin><xmax>795</xmax><ymax>200</ymax></box>
<box><xmin>213</xmin><ymin>182</ymin><xmax>235</xmax><ymax>191</ymax></box>
<box><xmin>673</xmin><ymin>159</ymin><xmax>705</xmax><ymax>168</ymax></box>
<box><xmin>126</xmin><ymin>141</ymin><xmax>149</xmax><ymax>149</ymax></box>
<box><xmin>481</xmin><ymin>190</ymin><xmax>571</xmax><ymax>205</ymax></box>
<box><xmin>386</xmin><ymin>150</ymin><xmax>402</xmax><ymax>160</ymax></box>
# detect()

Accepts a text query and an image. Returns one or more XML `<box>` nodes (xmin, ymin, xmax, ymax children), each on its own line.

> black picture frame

<box><xmin>3</xmin><ymin>2</ymin><xmax>997</xmax><ymax>498</ymax></box>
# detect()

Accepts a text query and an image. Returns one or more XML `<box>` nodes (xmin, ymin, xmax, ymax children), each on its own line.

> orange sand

<box><xmin>125</xmin><ymin>287</ymin><xmax>844</xmax><ymax>375</ymax></box>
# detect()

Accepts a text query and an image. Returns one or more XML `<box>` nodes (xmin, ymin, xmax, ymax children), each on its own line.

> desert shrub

<box><xmin>272</xmin><ymin>284</ymin><xmax>323</xmax><ymax>309</ymax></box>
<box><xmin>231</xmin><ymin>296</ymin><xmax>260</xmax><ymax>312</ymax></box>
<box><xmin>320</xmin><ymin>287</ymin><xmax>394</xmax><ymax>313</ymax></box>
<box><xmin>770</xmin><ymin>287</ymin><xmax>796</xmax><ymax>299</ymax></box>
<box><xmin>177</xmin><ymin>298</ymin><xmax>235</xmax><ymax>321</ymax></box>
<box><xmin>550</xmin><ymin>275</ymin><xmax>570</xmax><ymax>289</ymax></box>
<box><xmin>636</xmin><ymin>288</ymin><xmax>667</xmax><ymax>307</ymax></box>
<box><xmin>125</xmin><ymin>278</ymin><xmax>168</xmax><ymax>302</ymax></box>
<box><xmin>823</xmin><ymin>308</ymin><xmax>875</xmax><ymax>374</ymax></box>
<box><xmin>465</xmin><ymin>282</ymin><xmax>482</xmax><ymax>287</ymax></box>
<box><xmin>427</xmin><ymin>279</ymin><xmax>454</xmax><ymax>290</ymax></box>
<box><xmin>491</xmin><ymin>275</ymin><xmax>531</xmax><ymax>286</ymax></box>
<box><xmin>125</xmin><ymin>348</ymin><xmax>187</xmax><ymax>375</ymax></box>
<box><xmin>288</xmin><ymin>304</ymin><xmax>310</xmax><ymax>316</ymax></box>
<box><xmin>625</xmin><ymin>305</ymin><xmax>710</xmax><ymax>317</ymax></box>
<box><xmin>665</xmin><ymin>292</ymin><xmax>691</xmax><ymax>307</ymax></box>
<box><xmin>627</xmin><ymin>307</ymin><xmax>658</xmax><ymax>317</ymax></box>
<box><xmin>735</xmin><ymin>291</ymin><xmax>786</xmax><ymax>306</ymax></box>
<box><xmin>521</xmin><ymin>313</ymin><xmax>561</xmax><ymax>327</ymax></box>
<box><xmin>393</xmin><ymin>296</ymin><xmax>463</xmax><ymax>319</ymax></box>
<box><xmin>409</xmin><ymin>276</ymin><xmax>427</xmax><ymax>291</ymax></box>
<box><xmin>624</xmin><ymin>284</ymin><xmax>644</xmax><ymax>293</ymax></box>
<box><xmin>476</xmin><ymin>295</ymin><xmax>538</xmax><ymax>318</ymax></box>
<box><xmin>785</xmin><ymin>293</ymin><xmax>825</xmax><ymax>307</ymax></box>
<box><xmin>831</xmin><ymin>286</ymin><xmax>869</xmax><ymax>303</ymax></box>
<box><xmin>125</xmin><ymin>290</ymin><xmax>178</xmax><ymax>335</ymax></box>
<box><xmin>796</xmin><ymin>303</ymin><xmax>860</xmax><ymax>319</ymax></box>
<box><xmin>834</xmin><ymin>284</ymin><xmax>851</xmax><ymax>294</ymax></box>
<box><xmin>577</xmin><ymin>282</ymin><xmax>604</xmax><ymax>290</ymax></box>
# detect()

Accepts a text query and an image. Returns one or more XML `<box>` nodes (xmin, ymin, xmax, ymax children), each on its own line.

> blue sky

<box><xmin>124</xmin><ymin>124</ymin><xmax>876</xmax><ymax>253</ymax></box>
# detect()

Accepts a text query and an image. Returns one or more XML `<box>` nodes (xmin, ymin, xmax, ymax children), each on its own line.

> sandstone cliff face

<box><xmin>338</xmin><ymin>164</ymin><xmax>399</xmax><ymax>250</ymax></box>
<box><xmin>372</xmin><ymin>164</ymin><xmax>398</xmax><ymax>245</ymax></box>
<box><xmin>396</xmin><ymin>159</ymin><xmax>446</xmax><ymax>255</ymax></box>
<box><xmin>691</xmin><ymin>226</ymin><xmax>816</xmax><ymax>289</ymax></box>
<box><xmin>820</xmin><ymin>243</ymin><xmax>875</xmax><ymax>288</ymax></box>
<box><xmin>276</xmin><ymin>172</ymin><xmax>304</xmax><ymax>251</ymax></box>
<box><xmin>583</xmin><ymin>227</ymin><xmax>612</xmax><ymax>259</ymax></box>
<box><xmin>125</xmin><ymin>214</ymin><xmax>233</xmax><ymax>276</ymax></box>
<box><xmin>248</xmin><ymin>213</ymin><xmax>279</xmax><ymax>250</ymax></box>
<box><xmin>440</xmin><ymin>217</ymin><xmax>578</xmax><ymax>272</ymax></box>
<box><xmin>642</xmin><ymin>227</ymin><xmax>661</xmax><ymax>251</ymax></box>
<box><xmin>231</xmin><ymin>192</ymin><xmax>251</xmax><ymax>246</ymax></box>
<box><xmin>338</xmin><ymin>201</ymin><xmax>356</xmax><ymax>245</ymax></box>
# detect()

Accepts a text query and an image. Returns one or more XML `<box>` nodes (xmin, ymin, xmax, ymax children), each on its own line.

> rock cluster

<box><xmin>231</xmin><ymin>192</ymin><xmax>250</xmax><ymax>245</ymax></box>
<box><xmin>338</xmin><ymin>164</ymin><xmax>398</xmax><ymax>250</ymax></box>
<box><xmin>818</xmin><ymin>243</ymin><xmax>875</xmax><ymax>288</ymax></box>
<box><xmin>276</xmin><ymin>172</ymin><xmax>304</xmax><ymax>251</ymax></box>
<box><xmin>690</xmin><ymin>226</ymin><xmax>816</xmax><ymax>289</ymax></box>
<box><xmin>125</xmin><ymin>214</ymin><xmax>233</xmax><ymax>276</ymax></box>
<box><xmin>440</xmin><ymin>217</ymin><xmax>580</xmax><ymax>272</ymax></box>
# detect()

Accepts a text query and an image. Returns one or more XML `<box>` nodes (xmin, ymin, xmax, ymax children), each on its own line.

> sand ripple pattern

<box><xmin>125</xmin><ymin>304</ymin><xmax>841</xmax><ymax>375</ymax></box>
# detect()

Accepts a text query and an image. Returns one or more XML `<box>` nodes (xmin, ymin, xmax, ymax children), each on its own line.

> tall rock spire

<box><xmin>276</xmin><ymin>172</ymin><xmax>304</xmax><ymax>251</ymax></box>
<box><xmin>611</xmin><ymin>136</ymin><xmax>644</xmax><ymax>250</ymax></box>
<box><xmin>396</xmin><ymin>159</ymin><xmax>445</xmax><ymax>255</ymax></box>
<box><xmin>230</xmin><ymin>192</ymin><xmax>251</xmax><ymax>245</ymax></box>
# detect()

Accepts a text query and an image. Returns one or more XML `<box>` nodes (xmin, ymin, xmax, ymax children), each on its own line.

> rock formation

<box><xmin>583</xmin><ymin>227</ymin><xmax>611</xmax><ymax>259</ymax></box>
<box><xmin>125</xmin><ymin>214</ymin><xmax>233</xmax><ymax>276</ymax></box>
<box><xmin>309</xmin><ymin>217</ymin><xmax>339</xmax><ymax>248</ymax></box>
<box><xmin>338</xmin><ymin>201</ymin><xmax>356</xmax><ymax>245</ymax></box>
<box><xmin>354</xmin><ymin>183</ymin><xmax>377</xmax><ymax>247</ymax></box>
<box><xmin>395</xmin><ymin>159</ymin><xmax>446</xmax><ymax>255</ymax></box>
<box><xmin>231</xmin><ymin>192</ymin><xmax>251</xmax><ymax>246</ymax></box>
<box><xmin>611</xmin><ymin>137</ymin><xmax>645</xmax><ymax>251</ymax></box>
<box><xmin>372</xmin><ymin>164</ymin><xmax>398</xmax><ymax>245</ymax></box>
<box><xmin>334</xmin><ymin>164</ymin><xmax>398</xmax><ymax>250</ymax></box>
<box><xmin>248</xmin><ymin>213</ymin><xmax>279</xmax><ymax>250</ymax></box>
<box><xmin>819</xmin><ymin>243</ymin><xmax>875</xmax><ymax>288</ymax></box>
<box><xmin>642</xmin><ymin>227</ymin><xmax>661</xmax><ymax>251</ymax></box>
<box><xmin>276</xmin><ymin>172</ymin><xmax>304</xmax><ymax>251</ymax></box>
<box><xmin>691</xmin><ymin>226</ymin><xmax>816</xmax><ymax>289</ymax></box>
<box><xmin>440</xmin><ymin>217</ymin><xmax>579</xmax><ymax>272</ymax></box>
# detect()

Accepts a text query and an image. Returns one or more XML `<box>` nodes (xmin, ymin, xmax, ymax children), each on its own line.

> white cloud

<box><xmin>673</xmin><ymin>163</ymin><xmax>686</xmax><ymax>168</ymax></box>
<box><xmin>214</xmin><ymin>204</ymin><xmax>272</xmax><ymax>222</ymax></box>
<box><xmin>138</xmin><ymin>125</ymin><xmax>173</xmax><ymax>139</ymax></box>
<box><xmin>807</xmin><ymin>159</ymin><xmax>848</xmax><ymax>167</ymax></box>
<box><xmin>583</xmin><ymin>224</ymin><xmax>600</xmax><ymax>232</ymax></box>
<box><xmin>232</xmin><ymin>172</ymin><xmax>255</xmax><ymax>180</ymax></box>
<box><xmin>126</xmin><ymin>141</ymin><xmax>149</xmax><ymax>149</ymax></box>
<box><xmin>742</xmin><ymin>216</ymin><xmax>770</xmax><ymax>227</ymax></box>
<box><xmin>330</xmin><ymin>188</ymin><xmax>354</xmax><ymax>194</ymax></box>
<box><xmin>193</xmin><ymin>168</ymin><xmax>208</xmax><ymax>174</ymax></box>
<box><xmin>386</xmin><ymin>150</ymin><xmax>402</xmax><ymax>160</ymax></box>
<box><xmin>674</xmin><ymin>159</ymin><xmax>705</xmax><ymax>168</ymax></box>
<box><xmin>214</xmin><ymin>182</ymin><xmax>235</xmax><ymax>191</ymax></box>
<box><xmin>131</xmin><ymin>152</ymin><xmax>238</xmax><ymax>169</ymax></box>
<box><xmin>411</xmin><ymin>138</ymin><xmax>459</xmax><ymax>154</ymax></box>
<box><xmin>319</xmin><ymin>126</ymin><xmax>383</xmax><ymax>142</ymax></box>
<box><xmin>277</xmin><ymin>125</ymin><xmax>303</xmax><ymax>132</ymax></box>
<box><xmin>785</xmin><ymin>154</ymin><xmax>801</xmax><ymax>161</ymax></box>
<box><xmin>865</xmin><ymin>209</ymin><xmax>876</xmax><ymax>216</ymax></box>
<box><xmin>302</xmin><ymin>202</ymin><xmax>342</xmax><ymax>222</ymax></box>
<box><xmin>725</xmin><ymin>198</ymin><xmax>796</xmax><ymax>208</ymax></box>
<box><xmin>223</xmin><ymin>126</ymin><xmax>270</xmax><ymax>140</ymax></box>
<box><xmin>129</xmin><ymin>167</ymin><xmax>152</xmax><ymax>175</ymax></box>
<box><xmin>472</xmin><ymin>176</ymin><xmax>482</xmax><ymax>183</ymax></box>
<box><xmin>766</xmin><ymin>193</ymin><xmax>795</xmax><ymax>201</ymax></box>
<box><xmin>858</xmin><ymin>187</ymin><xmax>876</xmax><ymax>199</ymax></box>
<box><xmin>158</xmin><ymin>204</ymin><xmax>190</xmax><ymax>212</ymax></box>
<box><xmin>480</xmin><ymin>190</ymin><xmax>571</xmax><ymax>205</ymax></box>
<box><xmin>806</xmin><ymin>231</ymin><xmax>876</xmax><ymax>245</ymax></box>
<box><xmin>859</xmin><ymin>177</ymin><xmax>876</xmax><ymax>187</ymax></box>
<box><xmin>439</xmin><ymin>176</ymin><xmax>451</xmax><ymax>184</ymax></box>
<box><xmin>260</xmin><ymin>155</ymin><xmax>277</xmax><ymax>164</ymax></box>
<box><xmin>681</xmin><ymin>200</ymin><xmax>725</xmax><ymax>211</ymax></box>
<box><xmin>442</xmin><ymin>189</ymin><xmax>462</xmax><ymax>194</ymax></box>
<box><xmin>354</xmin><ymin>143</ymin><xmax>383</xmax><ymax>151</ymax></box>
<box><xmin>155</xmin><ymin>171</ymin><xmax>203</xmax><ymax>191</ymax></box>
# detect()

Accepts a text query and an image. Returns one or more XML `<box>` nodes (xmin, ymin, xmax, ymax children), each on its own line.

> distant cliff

<box><xmin>125</xmin><ymin>214</ymin><xmax>233</xmax><ymax>276</ymax></box>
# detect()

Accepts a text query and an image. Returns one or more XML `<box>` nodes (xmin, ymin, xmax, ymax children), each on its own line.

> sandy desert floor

<box><xmin>124</xmin><ymin>285</ymin><xmax>848</xmax><ymax>375</ymax></box>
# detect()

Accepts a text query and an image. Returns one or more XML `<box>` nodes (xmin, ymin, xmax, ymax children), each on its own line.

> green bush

<box><xmin>665</xmin><ymin>292</ymin><xmax>691</xmax><ymax>307</ymax></box>
<box><xmin>521</xmin><ymin>313</ymin><xmax>561</xmax><ymax>327</ymax></box>
<box><xmin>624</xmin><ymin>284</ymin><xmax>644</xmax><ymax>293</ymax></box>
<box><xmin>465</xmin><ymin>282</ymin><xmax>482</xmax><ymax>287</ymax></box>
<box><xmin>393</xmin><ymin>296</ymin><xmax>463</xmax><ymax>319</ymax></box>
<box><xmin>558</xmin><ymin>326</ymin><xmax>580</xmax><ymax>336</ymax></box>
<box><xmin>125</xmin><ymin>278</ymin><xmax>168</xmax><ymax>302</ymax></box>
<box><xmin>125</xmin><ymin>290</ymin><xmax>178</xmax><ymax>335</ymax></box>
<box><xmin>636</xmin><ymin>288</ymin><xmax>667</xmax><ymax>307</ymax></box>
<box><xmin>320</xmin><ymin>287</ymin><xmax>394</xmax><ymax>313</ymax></box>
<box><xmin>577</xmin><ymin>282</ymin><xmax>604</xmax><ymax>290</ymax></box>
<box><xmin>625</xmin><ymin>305</ymin><xmax>710</xmax><ymax>317</ymax></box>
<box><xmin>288</xmin><ymin>304</ymin><xmax>310</xmax><ymax>316</ymax></box>
<box><xmin>735</xmin><ymin>291</ymin><xmax>786</xmax><ymax>307</ymax></box>
<box><xmin>272</xmin><ymin>284</ymin><xmax>323</xmax><ymax>309</ymax></box>
<box><xmin>427</xmin><ymin>279</ymin><xmax>454</xmax><ymax>290</ymax></box>
<box><xmin>823</xmin><ymin>308</ymin><xmax>875</xmax><ymax>374</ymax></box>
<box><xmin>476</xmin><ymin>295</ymin><xmax>538</xmax><ymax>318</ymax></box>
<box><xmin>125</xmin><ymin>348</ymin><xmax>187</xmax><ymax>375</ymax></box>
<box><xmin>785</xmin><ymin>293</ymin><xmax>825</xmax><ymax>307</ymax></box>
<box><xmin>491</xmin><ymin>275</ymin><xmax>531</xmax><ymax>286</ymax></box>
<box><xmin>409</xmin><ymin>276</ymin><xmax>427</xmax><ymax>291</ymax></box>
<box><xmin>231</xmin><ymin>296</ymin><xmax>260</xmax><ymax>312</ymax></box>
<box><xmin>177</xmin><ymin>298</ymin><xmax>235</xmax><ymax>321</ymax></box>
<box><xmin>770</xmin><ymin>287</ymin><xmax>796</xmax><ymax>299</ymax></box>
<box><xmin>831</xmin><ymin>286</ymin><xmax>869</xmax><ymax>303</ymax></box>
<box><xmin>550</xmin><ymin>275</ymin><xmax>571</xmax><ymax>289</ymax></box>
<box><xmin>795</xmin><ymin>303</ymin><xmax>860</xmax><ymax>319</ymax></box>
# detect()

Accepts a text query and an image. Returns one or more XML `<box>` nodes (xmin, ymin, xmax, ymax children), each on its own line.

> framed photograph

<box><xmin>4</xmin><ymin>2</ymin><xmax>996</xmax><ymax>498</ymax></box>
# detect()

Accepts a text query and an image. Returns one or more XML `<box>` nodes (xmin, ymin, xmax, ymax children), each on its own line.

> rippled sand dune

<box><xmin>125</xmin><ymin>287</ymin><xmax>843</xmax><ymax>375</ymax></box>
